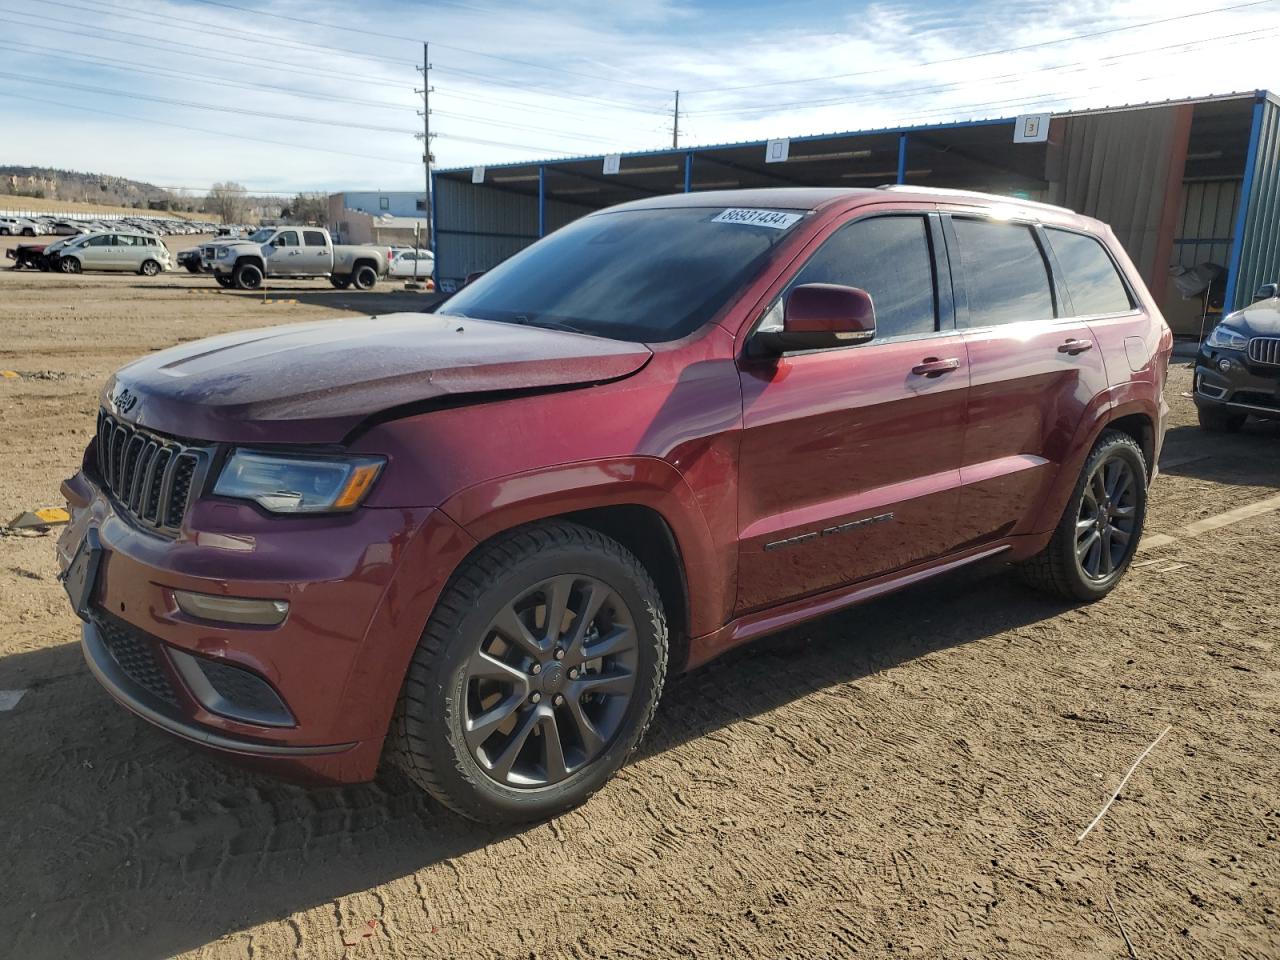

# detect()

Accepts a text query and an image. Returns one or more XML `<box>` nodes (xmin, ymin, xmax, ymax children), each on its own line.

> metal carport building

<box><xmin>432</xmin><ymin>90</ymin><xmax>1280</xmax><ymax>335</ymax></box>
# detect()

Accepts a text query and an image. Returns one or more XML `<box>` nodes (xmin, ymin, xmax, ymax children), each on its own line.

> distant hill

<box><xmin>0</xmin><ymin>166</ymin><xmax>199</xmax><ymax>212</ymax></box>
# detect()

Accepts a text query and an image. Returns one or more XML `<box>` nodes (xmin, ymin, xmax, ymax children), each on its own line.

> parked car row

<box><xmin>6</xmin><ymin>229</ymin><xmax>173</xmax><ymax>275</ymax></box>
<box><xmin>0</xmin><ymin>214</ymin><xmax>217</xmax><ymax>237</ymax></box>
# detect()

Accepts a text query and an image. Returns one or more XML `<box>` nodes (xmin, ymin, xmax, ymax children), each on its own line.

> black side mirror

<box><xmin>1253</xmin><ymin>282</ymin><xmax>1277</xmax><ymax>302</ymax></box>
<box><xmin>752</xmin><ymin>283</ymin><xmax>876</xmax><ymax>356</ymax></box>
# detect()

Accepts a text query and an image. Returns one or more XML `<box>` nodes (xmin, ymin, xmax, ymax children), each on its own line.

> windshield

<box><xmin>247</xmin><ymin>228</ymin><xmax>274</xmax><ymax>242</ymax></box>
<box><xmin>438</xmin><ymin>206</ymin><xmax>807</xmax><ymax>342</ymax></box>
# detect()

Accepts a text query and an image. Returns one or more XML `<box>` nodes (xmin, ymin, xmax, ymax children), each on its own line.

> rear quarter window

<box><xmin>1045</xmin><ymin>228</ymin><xmax>1134</xmax><ymax>316</ymax></box>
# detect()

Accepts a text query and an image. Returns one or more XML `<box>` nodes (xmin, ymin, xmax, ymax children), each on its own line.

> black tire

<box><xmin>139</xmin><ymin>259</ymin><xmax>161</xmax><ymax>277</ymax></box>
<box><xmin>329</xmin><ymin>276</ymin><xmax>351</xmax><ymax>289</ymax></box>
<box><xmin>59</xmin><ymin>257</ymin><xmax>81</xmax><ymax>274</ymax></box>
<box><xmin>1197</xmin><ymin>404</ymin><xmax>1246</xmax><ymax>433</ymax></box>
<box><xmin>233</xmin><ymin>261</ymin><xmax>263</xmax><ymax>290</ymax></box>
<box><xmin>184</xmin><ymin>263</ymin><xmax>202</xmax><ymax>274</ymax></box>
<box><xmin>215</xmin><ymin>274</ymin><xmax>235</xmax><ymax>288</ymax></box>
<box><xmin>1017</xmin><ymin>429</ymin><xmax>1147</xmax><ymax>602</ymax></box>
<box><xmin>390</xmin><ymin>520</ymin><xmax>668</xmax><ymax>824</ymax></box>
<box><xmin>21</xmin><ymin>228</ymin><xmax>34</xmax><ymax>237</ymax></box>
<box><xmin>0</xmin><ymin>227</ymin><xmax>9</xmax><ymax>236</ymax></box>
<box><xmin>351</xmin><ymin>263</ymin><xmax>378</xmax><ymax>290</ymax></box>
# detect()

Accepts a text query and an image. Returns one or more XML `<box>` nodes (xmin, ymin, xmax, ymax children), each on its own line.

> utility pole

<box><xmin>672</xmin><ymin>90</ymin><xmax>680</xmax><ymax>149</ymax></box>
<box><xmin>413</xmin><ymin>41</ymin><xmax>433</xmax><ymax>285</ymax></box>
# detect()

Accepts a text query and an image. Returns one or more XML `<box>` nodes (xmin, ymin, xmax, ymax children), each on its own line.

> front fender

<box><xmin>440</xmin><ymin>456</ymin><xmax>731</xmax><ymax>638</ymax></box>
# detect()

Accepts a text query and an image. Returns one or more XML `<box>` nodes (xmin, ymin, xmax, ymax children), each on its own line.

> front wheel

<box><xmin>1197</xmin><ymin>404</ymin><xmax>1246</xmax><ymax>433</ymax></box>
<box><xmin>329</xmin><ymin>276</ymin><xmax>351</xmax><ymax>289</ymax></box>
<box><xmin>59</xmin><ymin>257</ymin><xmax>81</xmax><ymax>274</ymax></box>
<box><xmin>233</xmin><ymin>262</ymin><xmax>263</xmax><ymax>290</ymax></box>
<box><xmin>1017</xmin><ymin>430</ymin><xmax>1147</xmax><ymax>601</ymax></box>
<box><xmin>214</xmin><ymin>274</ymin><xmax>235</xmax><ymax>288</ymax></box>
<box><xmin>390</xmin><ymin>521</ymin><xmax>668</xmax><ymax>824</ymax></box>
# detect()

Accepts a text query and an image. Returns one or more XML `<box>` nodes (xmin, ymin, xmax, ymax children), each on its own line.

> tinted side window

<box><xmin>790</xmin><ymin>215</ymin><xmax>937</xmax><ymax>339</ymax></box>
<box><xmin>952</xmin><ymin>218</ymin><xmax>1054</xmax><ymax>327</ymax></box>
<box><xmin>304</xmin><ymin>230</ymin><xmax>327</xmax><ymax>247</ymax></box>
<box><xmin>1046</xmin><ymin>228</ymin><xmax>1132</xmax><ymax>316</ymax></box>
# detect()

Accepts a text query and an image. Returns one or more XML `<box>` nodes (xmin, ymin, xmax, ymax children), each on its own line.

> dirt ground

<box><xmin>1</xmin><ymin>240</ymin><xmax>1278</xmax><ymax>960</ymax></box>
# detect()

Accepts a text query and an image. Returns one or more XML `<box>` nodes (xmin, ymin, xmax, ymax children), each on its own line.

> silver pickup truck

<box><xmin>203</xmin><ymin>226</ymin><xmax>390</xmax><ymax>290</ymax></box>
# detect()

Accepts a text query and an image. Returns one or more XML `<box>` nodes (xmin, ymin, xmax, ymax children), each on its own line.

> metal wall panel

<box><xmin>434</xmin><ymin>177</ymin><xmax>588</xmax><ymax>284</ymax></box>
<box><xmin>1174</xmin><ymin>179</ymin><xmax>1240</xmax><ymax>269</ymax></box>
<box><xmin>1228</xmin><ymin>97</ymin><xmax>1280</xmax><ymax>310</ymax></box>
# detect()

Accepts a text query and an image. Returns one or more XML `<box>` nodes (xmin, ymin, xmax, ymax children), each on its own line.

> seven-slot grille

<box><xmin>1248</xmin><ymin>336</ymin><xmax>1280</xmax><ymax>366</ymax></box>
<box><xmin>96</xmin><ymin>411</ymin><xmax>205</xmax><ymax>533</ymax></box>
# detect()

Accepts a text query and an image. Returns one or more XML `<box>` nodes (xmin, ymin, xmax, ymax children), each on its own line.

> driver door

<box><xmin>735</xmin><ymin>210</ymin><xmax>971</xmax><ymax>613</ymax></box>
<box><xmin>265</xmin><ymin>230</ymin><xmax>301</xmax><ymax>273</ymax></box>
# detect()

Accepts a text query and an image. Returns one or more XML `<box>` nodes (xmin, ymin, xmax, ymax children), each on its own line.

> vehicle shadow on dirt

<box><xmin>1</xmin><ymin>563</ymin><xmax>1069</xmax><ymax>960</ymax></box>
<box><xmin>1158</xmin><ymin>421</ymin><xmax>1280</xmax><ymax>487</ymax></box>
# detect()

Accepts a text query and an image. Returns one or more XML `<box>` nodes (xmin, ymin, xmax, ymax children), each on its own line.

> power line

<box><xmin>686</xmin><ymin>0</ymin><xmax>1277</xmax><ymax>93</ymax></box>
<box><xmin>179</xmin><ymin>0</ymin><xmax>673</xmax><ymax>92</ymax></box>
<box><xmin>0</xmin><ymin>38</ymin><xmax>418</xmax><ymax>111</ymax></box>
<box><xmin>687</xmin><ymin>22</ymin><xmax>1280</xmax><ymax>119</ymax></box>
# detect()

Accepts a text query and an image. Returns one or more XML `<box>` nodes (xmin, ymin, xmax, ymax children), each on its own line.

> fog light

<box><xmin>174</xmin><ymin>590</ymin><xmax>288</xmax><ymax>626</ymax></box>
<box><xmin>1218</xmin><ymin>358</ymin><xmax>1233</xmax><ymax>372</ymax></box>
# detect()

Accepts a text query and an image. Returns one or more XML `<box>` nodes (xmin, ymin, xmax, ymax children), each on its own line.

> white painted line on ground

<box><xmin>0</xmin><ymin>689</ymin><xmax>27</xmax><ymax>711</ymax></box>
<box><xmin>1138</xmin><ymin>492</ymin><xmax>1280</xmax><ymax>554</ymax></box>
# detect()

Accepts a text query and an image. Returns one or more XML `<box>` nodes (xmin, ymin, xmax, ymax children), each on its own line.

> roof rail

<box><xmin>875</xmin><ymin>184</ymin><xmax>1076</xmax><ymax>216</ymax></box>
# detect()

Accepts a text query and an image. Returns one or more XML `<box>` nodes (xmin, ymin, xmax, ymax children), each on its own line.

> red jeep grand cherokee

<box><xmin>57</xmin><ymin>187</ymin><xmax>1171</xmax><ymax>823</ymax></box>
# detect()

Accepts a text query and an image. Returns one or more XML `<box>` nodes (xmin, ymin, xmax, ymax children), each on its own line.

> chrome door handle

<box><xmin>911</xmin><ymin>357</ymin><xmax>961</xmax><ymax>377</ymax></box>
<box><xmin>1058</xmin><ymin>338</ymin><xmax>1093</xmax><ymax>355</ymax></box>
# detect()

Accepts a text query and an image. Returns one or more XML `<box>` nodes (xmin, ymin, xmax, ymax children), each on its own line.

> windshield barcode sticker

<box><xmin>711</xmin><ymin>208</ymin><xmax>803</xmax><ymax>230</ymax></box>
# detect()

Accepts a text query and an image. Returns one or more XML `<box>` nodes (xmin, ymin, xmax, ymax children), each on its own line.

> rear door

<box><xmin>302</xmin><ymin>230</ymin><xmax>331</xmax><ymax>275</ymax></box>
<box><xmin>942</xmin><ymin>212</ymin><xmax>1110</xmax><ymax>546</ymax></box>
<box><xmin>736</xmin><ymin>209</ymin><xmax>971</xmax><ymax>612</ymax></box>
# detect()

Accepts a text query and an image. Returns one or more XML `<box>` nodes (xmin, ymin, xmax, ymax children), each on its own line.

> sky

<box><xmin>1</xmin><ymin>0</ymin><xmax>1279</xmax><ymax>194</ymax></box>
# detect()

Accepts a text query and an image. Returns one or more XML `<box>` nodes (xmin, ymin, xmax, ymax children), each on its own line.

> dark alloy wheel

<box><xmin>1018</xmin><ymin>429</ymin><xmax>1147</xmax><ymax>601</ymax></box>
<box><xmin>391</xmin><ymin>521</ymin><xmax>667</xmax><ymax>823</ymax></box>
<box><xmin>463</xmin><ymin>574</ymin><xmax>639</xmax><ymax>788</ymax></box>
<box><xmin>1074</xmin><ymin>455</ymin><xmax>1138</xmax><ymax>581</ymax></box>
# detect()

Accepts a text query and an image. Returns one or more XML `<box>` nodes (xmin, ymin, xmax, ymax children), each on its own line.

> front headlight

<box><xmin>217</xmin><ymin>248</ymin><xmax>230</xmax><ymax>259</ymax></box>
<box><xmin>213</xmin><ymin>450</ymin><xmax>384</xmax><ymax>514</ymax></box>
<box><xmin>1206</xmin><ymin>324</ymin><xmax>1249</xmax><ymax>350</ymax></box>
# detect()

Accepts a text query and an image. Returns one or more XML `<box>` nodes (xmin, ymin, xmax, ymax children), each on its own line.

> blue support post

<box><xmin>1223</xmin><ymin>95</ymin><xmax>1265</xmax><ymax>313</ymax></box>
<box><xmin>896</xmin><ymin>133</ymin><xmax>908</xmax><ymax>184</ymax></box>
<box><xmin>429</xmin><ymin>171</ymin><xmax>438</xmax><ymax>286</ymax></box>
<box><xmin>538</xmin><ymin>165</ymin><xmax>546</xmax><ymax>238</ymax></box>
<box><xmin>684</xmin><ymin>152</ymin><xmax>693</xmax><ymax>192</ymax></box>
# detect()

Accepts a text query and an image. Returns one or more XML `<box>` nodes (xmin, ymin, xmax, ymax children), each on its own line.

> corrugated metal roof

<box><xmin>438</xmin><ymin>90</ymin><xmax>1265</xmax><ymax>176</ymax></box>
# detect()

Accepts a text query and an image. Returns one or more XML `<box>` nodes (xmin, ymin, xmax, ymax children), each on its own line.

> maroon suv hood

<box><xmin>103</xmin><ymin>313</ymin><xmax>652</xmax><ymax>443</ymax></box>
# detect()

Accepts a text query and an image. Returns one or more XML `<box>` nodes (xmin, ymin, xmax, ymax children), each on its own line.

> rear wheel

<box><xmin>351</xmin><ymin>263</ymin><xmax>378</xmax><ymax>290</ymax></box>
<box><xmin>139</xmin><ymin>259</ymin><xmax>161</xmax><ymax>277</ymax></box>
<box><xmin>390</xmin><ymin>521</ymin><xmax>667</xmax><ymax>824</ymax></box>
<box><xmin>215</xmin><ymin>274</ymin><xmax>235</xmax><ymax>288</ymax></box>
<box><xmin>1197</xmin><ymin>404</ymin><xmax>1246</xmax><ymax>433</ymax></box>
<box><xmin>1018</xmin><ymin>430</ymin><xmax>1147</xmax><ymax>601</ymax></box>
<box><xmin>233</xmin><ymin>262</ymin><xmax>263</xmax><ymax>290</ymax></box>
<box><xmin>329</xmin><ymin>276</ymin><xmax>351</xmax><ymax>289</ymax></box>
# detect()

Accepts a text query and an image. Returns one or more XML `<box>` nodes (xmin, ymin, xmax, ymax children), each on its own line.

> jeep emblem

<box><xmin>111</xmin><ymin>386</ymin><xmax>139</xmax><ymax>416</ymax></box>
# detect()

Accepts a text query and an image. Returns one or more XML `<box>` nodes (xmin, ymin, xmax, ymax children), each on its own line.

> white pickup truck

<box><xmin>203</xmin><ymin>226</ymin><xmax>391</xmax><ymax>290</ymax></box>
